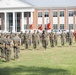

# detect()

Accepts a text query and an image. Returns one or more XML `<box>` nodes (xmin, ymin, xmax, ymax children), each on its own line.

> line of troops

<box><xmin>0</xmin><ymin>29</ymin><xmax>75</xmax><ymax>62</ymax></box>
<box><xmin>20</xmin><ymin>29</ymin><xmax>76</xmax><ymax>50</ymax></box>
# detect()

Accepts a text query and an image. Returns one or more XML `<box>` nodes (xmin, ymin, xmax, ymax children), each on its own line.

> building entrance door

<box><xmin>8</xmin><ymin>12</ymin><xmax>21</xmax><ymax>32</ymax></box>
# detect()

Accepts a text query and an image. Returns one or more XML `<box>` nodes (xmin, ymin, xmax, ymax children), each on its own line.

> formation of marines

<box><xmin>19</xmin><ymin>29</ymin><xmax>75</xmax><ymax>49</ymax></box>
<box><xmin>0</xmin><ymin>33</ymin><xmax>21</xmax><ymax>62</ymax></box>
<box><xmin>0</xmin><ymin>29</ymin><xmax>75</xmax><ymax>62</ymax></box>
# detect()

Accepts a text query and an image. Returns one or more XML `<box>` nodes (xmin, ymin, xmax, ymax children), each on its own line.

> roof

<box><xmin>0</xmin><ymin>0</ymin><xmax>33</xmax><ymax>9</ymax></box>
<box><xmin>20</xmin><ymin>0</ymin><xmax>76</xmax><ymax>8</ymax></box>
<box><xmin>0</xmin><ymin>0</ymin><xmax>76</xmax><ymax>9</ymax></box>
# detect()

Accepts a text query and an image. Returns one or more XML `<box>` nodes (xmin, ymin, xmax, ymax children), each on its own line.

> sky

<box><xmin>20</xmin><ymin>0</ymin><xmax>76</xmax><ymax>7</ymax></box>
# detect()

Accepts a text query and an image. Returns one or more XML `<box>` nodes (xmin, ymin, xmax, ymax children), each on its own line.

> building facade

<box><xmin>34</xmin><ymin>8</ymin><xmax>76</xmax><ymax>30</ymax></box>
<box><xmin>0</xmin><ymin>0</ymin><xmax>76</xmax><ymax>32</ymax></box>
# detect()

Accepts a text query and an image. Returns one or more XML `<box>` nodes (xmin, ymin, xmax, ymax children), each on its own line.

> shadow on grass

<box><xmin>0</xmin><ymin>65</ymin><xmax>71</xmax><ymax>75</ymax></box>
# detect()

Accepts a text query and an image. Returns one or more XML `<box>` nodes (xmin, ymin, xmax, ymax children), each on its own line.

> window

<box><xmin>69</xmin><ymin>24</ymin><xmax>73</xmax><ymax>29</ymax></box>
<box><xmin>0</xmin><ymin>25</ymin><xmax>1</xmax><ymax>30</ymax></box>
<box><xmin>24</xmin><ymin>12</ymin><xmax>31</xmax><ymax>17</ymax></box>
<box><xmin>60</xmin><ymin>11</ymin><xmax>64</xmax><ymax>17</ymax></box>
<box><xmin>28</xmin><ymin>12</ymin><xmax>31</xmax><ymax>17</ymax></box>
<box><xmin>74</xmin><ymin>11</ymin><xmax>76</xmax><ymax>15</ymax></box>
<box><xmin>9</xmin><ymin>13</ymin><xmax>13</xmax><ymax>32</ymax></box>
<box><xmin>9</xmin><ymin>13</ymin><xmax>13</xmax><ymax>20</ymax></box>
<box><xmin>53</xmin><ymin>11</ymin><xmax>58</xmax><ymax>17</ymax></box>
<box><xmin>53</xmin><ymin>24</ymin><xmax>58</xmax><ymax>29</ymax></box>
<box><xmin>44</xmin><ymin>12</ymin><xmax>49</xmax><ymax>17</ymax></box>
<box><xmin>60</xmin><ymin>24</ymin><xmax>64</xmax><ymax>29</ymax></box>
<box><xmin>17</xmin><ymin>26</ymin><xmax>20</xmax><ymax>32</ymax></box>
<box><xmin>38</xmin><ymin>12</ymin><xmax>42</xmax><ymax>17</ymax></box>
<box><xmin>17</xmin><ymin>13</ymin><xmax>21</xmax><ymax>19</ymax></box>
<box><xmin>24</xmin><ymin>13</ymin><xmax>27</xmax><ymax>17</ymax></box>
<box><xmin>69</xmin><ymin>11</ymin><xmax>74</xmax><ymax>17</ymax></box>
<box><xmin>24</xmin><ymin>24</ymin><xmax>27</xmax><ymax>29</ymax></box>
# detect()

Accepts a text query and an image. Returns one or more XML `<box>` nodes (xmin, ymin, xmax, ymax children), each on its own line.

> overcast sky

<box><xmin>20</xmin><ymin>0</ymin><xmax>76</xmax><ymax>7</ymax></box>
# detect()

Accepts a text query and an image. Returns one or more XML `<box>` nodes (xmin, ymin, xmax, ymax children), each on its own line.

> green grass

<box><xmin>0</xmin><ymin>41</ymin><xmax>76</xmax><ymax>75</ymax></box>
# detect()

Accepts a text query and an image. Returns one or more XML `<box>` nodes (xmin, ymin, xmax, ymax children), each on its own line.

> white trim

<box><xmin>53</xmin><ymin>10</ymin><xmax>58</xmax><ymax>11</ymax></box>
<box><xmin>4</xmin><ymin>12</ymin><xmax>7</xmax><ymax>32</ymax></box>
<box><xmin>0</xmin><ymin>8</ymin><xmax>34</xmax><ymax>13</ymax></box>
<box><xmin>44</xmin><ymin>10</ymin><xmax>49</xmax><ymax>12</ymax></box>
<box><xmin>60</xmin><ymin>10</ymin><xmax>65</xmax><ymax>11</ymax></box>
<box><xmin>15</xmin><ymin>13</ymin><xmax>17</xmax><ymax>32</ymax></box>
<box><xmin>68</xmin><ymin>10</ymin><xmax>74</xmax><ymax>11</ymax></box>
<box><xmin>21</xmin><ymin>12</ymin><xmax>24</xmax><ymax>32</ymax></box>
<box><xmin>31</xmin><ymin>12</ymin><xmax>33</xmax><ymax>24</ymax></box>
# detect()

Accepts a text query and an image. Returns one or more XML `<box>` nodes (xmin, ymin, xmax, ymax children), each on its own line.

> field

<box><xmin>0</xmin><ymin>40</ymin><xmax>76</xmax><ymax>75</ymax></box>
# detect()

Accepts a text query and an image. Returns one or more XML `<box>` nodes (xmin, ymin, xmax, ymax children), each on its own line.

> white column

<box><xmin>15</xmin><ymin>13</ymin><xmax>17</xmax><ymax>32</ymax></box>
<box><xmin>21</xmin><ymin>12</ymin><xmax>24</xmax><ymax>32</ymax></box>
<box><xmin>4</xmin><ymin>12</ymin><xmax>7</xmax><ymax>32</ymax></box>
<box><xmin>31</xmin><ymin>12</ymin><xmax>33</xmax><ymax>24</ymax></box>
<box><xmin>13</xmin><ymin>12</ymin><xmax>15</xmax><ymax>33</ymax></box>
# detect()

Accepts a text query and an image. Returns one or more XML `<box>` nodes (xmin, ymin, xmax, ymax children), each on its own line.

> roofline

<box><xmin>35</xmin><ymin>6</ymin><xmax>76</xmax><ymax>10</ymax></box>
<box><xmin>19</xmin><ymin>0</ymin><xmax>35</xmax><ymax>8</ymax></box>
<box><xmin>0</xmin><ymin>0</ymin><xmax>35</xmax><ymax>9</ymax></box>
<box><xmin>0</xmin><ymin>7</ymin><xmax>34</xmax><ymax>9</ymax></box>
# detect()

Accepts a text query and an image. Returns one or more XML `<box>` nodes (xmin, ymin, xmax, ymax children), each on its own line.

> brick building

<box><xmin>0</xmin><ymin>0</ymin><xmax>76</xmax><ymax>32</ymax></box>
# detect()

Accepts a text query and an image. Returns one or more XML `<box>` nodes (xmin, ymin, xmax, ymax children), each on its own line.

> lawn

<box><xmin>0</xmin><ymin>41</ymin><xmax>76</xmax><ymax>75</ymax></box>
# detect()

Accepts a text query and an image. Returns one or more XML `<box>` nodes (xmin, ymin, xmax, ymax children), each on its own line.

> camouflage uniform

<box><xmin>5</xmin><ymin>35</ymin><xmax>12</xmax><ymax>62</ymax></box>
<box><xmin>32</xmin><ymin>30</ymin><xmax>38</xmax><ymax>49</ymax></box>
<box><xmin>19</xmin><ymin>32</ymin><xmax>24</xmax><ymax>46</ymax></box>
<box><xmin>13</xmin><ymin>34</ymin><xmax>21</xmax><ymax>60</ymax></box>
<box><xmin>0</xmin><ymin>34</ymin><xmax>6</xmax><ymax>58</ymax></box>
<box><xmin>40</xmin><ymin>33</ymin><xmax>42</xmax><ymax>43</ymax></box>
<box><xmin>24</xmin><ymin>31</ymin><xmax>29</xmax><ymax>49</ymax></box>
<box><xmin>65</xmin><ymin>32</ymin><xmax>69</xmax><ymax>43</ymax></box>
<box><xmin>61</xmin><ymin>31</ymin><xmax>65</xmax><ymax>46</ymax></box>
<box><xmin>10</xmin><ymin>32</ymin><xmax>15</xmax><ymax>39</ymax></box>
<box><xmin>45</xmin><ymin>30</ymin><xmax>49</xmax><ymax>46</ymax></box>
<box><xmin>36</xmin><ymin>31</ymin><xmax>40</xmax><ymax>45</ymax></box>
<box><xmin>28</xmin><ymin>31</ymin><xmax>32</xmax><ymax>46</ymax></box>
<box><xmin>54</xmin><ymin>32</ymin><xmax>58</xmax><ymax>46</ymax></box>
<box><xmin>42</xmin><ymin>30</ymin><xmax>47</xmax><ymax>49</ymax></box>
<box><xmin>49</xmin><ymin>30</ymin><xmax>55</xmax><ymax>47</ymax></box>
<box><xmin>68</xmin><ymin>30</ymin><xmax>73</xmax><ymax>45</ymax></box>
<box><xmin>0</xmin><ymin>37</ymin><xmax>2</xmax><ymax>58</ymax></box>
